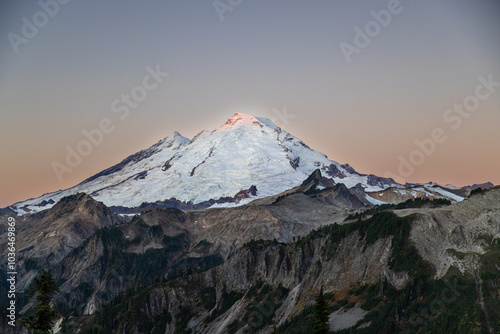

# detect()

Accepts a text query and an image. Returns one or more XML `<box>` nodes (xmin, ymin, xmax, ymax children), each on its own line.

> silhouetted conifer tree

<box><xmin>21</xmin><ymin>269</ymin><xmax>59</xmax><ymax>334</ymax></box>
<box><xmin>313</xmin><ymin>286</ymin><xmax>329</xmax><ymax>334</ymax></box>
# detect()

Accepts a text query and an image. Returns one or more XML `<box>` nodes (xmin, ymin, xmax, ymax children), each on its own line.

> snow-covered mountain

<box><xmin>11</xmin><ymin>113</ymin><xmax>467</xmax><ymax>214</ymax></box>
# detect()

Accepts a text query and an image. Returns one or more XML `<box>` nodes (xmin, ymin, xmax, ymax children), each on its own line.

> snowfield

<box><xmin>11</xmin><ymin>113</ymin><xmax>464</xmax><ymax>214</ymax></box>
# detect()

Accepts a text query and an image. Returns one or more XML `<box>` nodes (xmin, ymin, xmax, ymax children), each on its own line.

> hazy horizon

<box><xmin>1</xmin><ymin>0</ymin><xmax>500</xmax><ymax>207</ymax></box>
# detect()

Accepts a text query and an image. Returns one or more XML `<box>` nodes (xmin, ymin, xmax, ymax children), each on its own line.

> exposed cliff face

<box><xmin>0</xmin><ymin>193</ymin><xmax>120</xmax><ymax>291</ymax></box>
<box><xmin>406</xmin><ymin>186</ymin><xmax>500</xmax><ymax>278</ymax></box>
<box><xmin>53</xmin><ymin>207</ymin><xmax>191</xmax><ymax>316</ymax></box>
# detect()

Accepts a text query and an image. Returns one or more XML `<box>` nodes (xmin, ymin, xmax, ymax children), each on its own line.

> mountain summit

<box><xmin>217</xmin><ymin>112</ymin><xmax>265</xmax><ymax>130</ymax></box>
<box><xmin>13</xmin><ymin>113</ymin><xmax>405</xmax><ymax>214</ymax></box>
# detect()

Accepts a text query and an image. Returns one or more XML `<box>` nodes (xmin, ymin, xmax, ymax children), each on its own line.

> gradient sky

<box><xmin>1</xmin><ymin>0</ymin><xmax>499</xmax><ymax>207</ymax></box>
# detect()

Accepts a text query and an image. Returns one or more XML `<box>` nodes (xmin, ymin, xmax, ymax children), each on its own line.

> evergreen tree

<box><xmin>21</xmin><ymin>269</ymin><xmax>59</xmax><ymax>334</ymax></box>
<box><xmin>271</xmin><ymin>325</ymin><xmax>279</xmax><ymax>334</ymax></box>
<box><xmin>313</xmin><ymin>286</ymin><xmax>329</xmax><ymax>334</ymax></box>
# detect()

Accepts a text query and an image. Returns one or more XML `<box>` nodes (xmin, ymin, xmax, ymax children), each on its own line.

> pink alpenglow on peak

<box><xmin>217</xmin><ymin>113</ymin><xmax>264</xmax><ymax>131</ymax></box>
